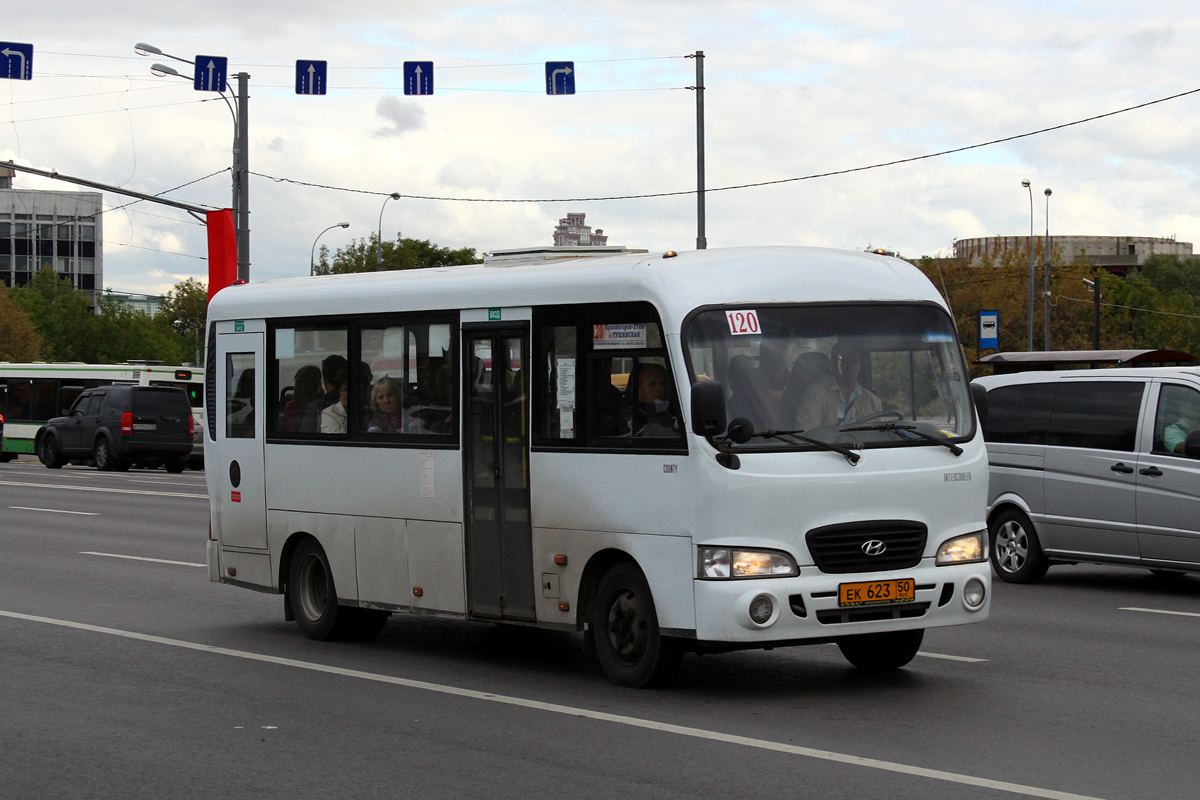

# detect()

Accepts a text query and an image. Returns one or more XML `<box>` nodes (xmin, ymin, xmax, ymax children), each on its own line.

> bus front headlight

<box><xmin>698</xmin><ymin>547</ymin><xmax>798</xmax><ymax>578</ymax></box>
<box><xmin>936</xmin><ymin>532</ymin><xmax>986</xmax><ymax>565</ymax></box>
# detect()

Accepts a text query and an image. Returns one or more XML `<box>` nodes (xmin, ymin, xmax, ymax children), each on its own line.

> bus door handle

<box><xmin>494</xmin><ymin>462</ymin><xmax>503</xmax><ymax>480</ymax></box>
<box><xmin>1139</xmin><ymin>466</ymin><xmax>1163</xmax><ymax>477</ymax></box>
<box><xmin>1110</xmin><ymin>462</ymin><xmax>1134</xmax><ymax>474</ymax></box>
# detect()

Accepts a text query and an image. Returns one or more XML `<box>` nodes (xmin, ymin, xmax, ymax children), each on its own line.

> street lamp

<box><xmin>311</xmin><ymin>223</ymin><xmax>350</xmax><ymax>276</ymax></box>
<box><xmin>1043</xmin><ymin>188</ymin><xmax>1053</xmax><ymax>351</ymax></box>
<box><xmin>136</xmin><ymin>41</ymin><xmax>251</xmax><ymax>283</ymax></box>
<box><xmin>1082</xmin><ymin>276</ymin><xmax>1101</xmax><ymax>350</ymax></box>
<box><xmin>377</xmin><ymin>193</ymin><xmax>401</xmax><ymax>271</ymax></box>
<box><xmin>1021</xmin><ymin>180</ymin><xmax>1034</xmax><ymax>351</ymax></box>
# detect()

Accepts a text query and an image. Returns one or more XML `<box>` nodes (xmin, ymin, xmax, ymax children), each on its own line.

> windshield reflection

<box><xmin>686</xmin><ymin>303</ymin><xmax>973</xmax><ymax>451</ymax></box>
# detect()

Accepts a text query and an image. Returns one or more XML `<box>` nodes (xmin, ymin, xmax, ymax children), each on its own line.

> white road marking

<box><xmin>9</xmin><ymin>506</ymin><xmax>100</xmax><ymax>516</ymax></box>
<box><xmin>0</xmin><ymin>609</ymin><xmax>1105</xmax><ymax>800</ymax></box>
<box><xmin>1121</xmin><ymin>606</ymin><xmax>1200</xmax><ymax>619</ymax></box>
<box><xmin>0</xmin><ymin>480</ymin><xmax>206</xmax><ymax>499</ymax></box>
<box><xmin>129</xmin><ymin>480</ymin><xmax>203</xmax><ymax>487</ymax></box>
<box><xmin>916</xmin><ymin>651</ymin><xmax>988</xmax><ymax>663</ymax></box>
<box><xmin>80</xmin><ymin>552</ymin><xmax>205</xmax><ymax>568</ymax></box>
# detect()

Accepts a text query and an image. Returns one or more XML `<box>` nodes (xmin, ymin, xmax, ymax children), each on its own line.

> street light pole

<box><xmin>377</xmin><ymin>193</ymin><xmax>401</xmax><ymax>271</ymax></box>
<box><xmin>1022</xmin><ymin>180</ymin><xmax>1034</xmax><ymax>351</ymax></box>
<box><xmin>1043</xmin><ymin>188</ymin><xmax>1053</xmax><ymax>351</ymax></box>
<box><xmin>137</xmin><ymin>42</ymin><xmax>251</xmax><ymax>282</ymax></box>
<box><xmin>311</xmin><ymin>222</ymin><xmax>350</xmax><ymax>276</ymax></box>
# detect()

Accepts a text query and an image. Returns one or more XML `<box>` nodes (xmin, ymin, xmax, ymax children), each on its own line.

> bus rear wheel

<box><xmin>592</xmin><ymin>562</ymin><xmax>682</xmax><ymax>688</ymax></box>
<box><xmin>288</xmin><ymin>538</ymin><xmax>388</xmax><ymax>641</ymax></box>
<box><xmin>837</xmin><ymin>629</ymin><xmax>924</xmax><ymax>670</ymax></box>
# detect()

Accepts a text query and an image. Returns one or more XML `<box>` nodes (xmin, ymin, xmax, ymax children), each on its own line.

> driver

<box><xmin>1164</xmin><ymin>392</ymin><xmax>1200</xmax><ymax>454</ymax></box>
<box><xmin>831</xmin><ymin>341</ymin><xmax>882</xmax><ymax>424</ymax></box>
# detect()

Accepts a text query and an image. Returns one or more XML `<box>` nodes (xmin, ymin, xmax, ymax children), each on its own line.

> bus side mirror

<box><xmin>690</xmin><ymin>380</ymin><xmax>726</xmax><ymax>437</ymax></box>
<box><xmin>970</xmin><ymin>382</ymin><xmax>988</xmax><ymax>431</ymax></box>
<box><xmin>1184</xmin><ymin>430</ymin><xmax>1200</xmax><ymax>459</ymax></box>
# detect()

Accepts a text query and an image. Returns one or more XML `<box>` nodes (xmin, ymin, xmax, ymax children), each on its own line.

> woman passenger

<box><xmin>367</xmin><ymin>376</ymin><xmax>407</xmax><ymax>433</ymax></box>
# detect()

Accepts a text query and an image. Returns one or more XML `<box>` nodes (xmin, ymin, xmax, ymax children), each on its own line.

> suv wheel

<box><xmin>40</xmin><ymin>436</ymin><xmax>65</xmax><ymax>469</ymax></box>
<box><xmin>94</xmin><ymin>438</ymin><xmax>124</xmax><ymax>472</ymax></box>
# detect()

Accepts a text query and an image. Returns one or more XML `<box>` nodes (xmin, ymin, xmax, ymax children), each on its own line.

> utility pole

<box><xmin>1043</xmin><ymin>188</ymin><xmax>1052</xmax><ymax>351</ymax></box>
<box><xmin>1093</xmin><ymin>270</ymin><xmax>1101</xmax><ymax>350</ymax></box>
<box><xmin>234</xmin><ymin>72</ymin><xmax>250</xmax><ymax>282</ymax></box>
<box><xmin>689</xmin><ymin>51</ymin><xmax>706</xmax><ymax>250</ymax></box>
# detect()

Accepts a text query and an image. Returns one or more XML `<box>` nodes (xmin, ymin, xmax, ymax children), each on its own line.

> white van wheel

<box><xmin>989</xmin><ymin>509</ymin><xmax>1049</xmax><ymax>584</ymax></box>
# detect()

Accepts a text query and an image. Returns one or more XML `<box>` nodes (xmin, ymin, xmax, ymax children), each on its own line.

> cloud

<box><xmin>438</xmin><ymin>155</ymin><xmax>500</xmax><ymax>192</ymax></box>
<box><xmin>374</xmin><ymin>96</ymin><xmax>426</xmax><ymax>138</ymax></box>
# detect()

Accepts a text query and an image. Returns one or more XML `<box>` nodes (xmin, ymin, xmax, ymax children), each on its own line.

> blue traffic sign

<box><xmin>296</xmin><ymin>60</ymin><xmax>327</xmax><ymax>95</ymax></box>
<box><xmin>404</xmin><ymin>61</ymin><xmax>433</xmax><ymax>95</ymax></box>
<box><xmin>194</xmin><ymin>55</ymin><xmax>228</xmax><ymax>92</ymax></box>
<box><xmin>979</xmin><ymin>310</ymin><xmax>999</xmax><ymax>350</ymax></box>
<box><xmin>0</xmin><ymin>42</ymin><xmax>33</xmax><ymax>81</ymax></box>
<box><xmin>545</xmin><ymin>61</ymin><xmax>575</xmax><ymax>95</ymax></box>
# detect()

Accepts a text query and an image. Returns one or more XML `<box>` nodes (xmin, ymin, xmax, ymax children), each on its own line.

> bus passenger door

<box><xmin>215</xmin><ymin>332</ymin><xmax>267</xmax><ymax>551</ymax></box>
<box><xmin>463</xmin><ymin>328</ymin><xmax>535</xmax><ymax>621</ymax></box>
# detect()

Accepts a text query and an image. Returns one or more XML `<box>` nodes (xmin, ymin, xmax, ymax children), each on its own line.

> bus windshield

<box><xmin>685</xmin><ymin>303</ymin><xmax>974</xmax><ymax>450</ymax></box>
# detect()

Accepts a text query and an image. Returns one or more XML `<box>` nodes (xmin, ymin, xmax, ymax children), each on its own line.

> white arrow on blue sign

<box><xmin>545</xmin><ymin>61</ymin><xmax>575</xmax><ymax>95</ymax></box>
<box><xmin>0</xmin><ymin>42</ymin><xmax>34</xmax><ymax>81</ymax></box>
<box><xmin>296</xmin><ymin>60</ymin><xmax>328</xmax><ymax>95</ymax></box>
<box><xmin>404</xmin><ymin>62</ymin><xmax>433</xmax><ymax>96</ymax></box>
<box><xmin>194</xmin><ymin>55</ymin><xmax>228</xmax><ymax>93</ymax></box>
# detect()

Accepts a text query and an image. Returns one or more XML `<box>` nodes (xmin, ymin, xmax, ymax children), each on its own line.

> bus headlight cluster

<box><xmin>698</xmin><ymin>547</ymin><xmax>798</xmax><ymax>579</ymax></box>
<box><xmin>935</xmin><ymin>532</ymin><xmax>986</xmax><ymax>565</ymax></box>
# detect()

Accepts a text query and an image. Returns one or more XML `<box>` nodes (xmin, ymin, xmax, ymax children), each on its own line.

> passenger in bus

<box><xmin>300</xmin><ymin>355</ymin><xmax>348</xmax><ymax>433</ymax></box>
<box><xmin>285</xmin><ymin>365</ymin><xmax>323</xmax><ymax>432</ymax></box>
<box><xmin>367</xmin><ymin>376</ymin><xmax>407</xmax><ymax>433</ymax></box>
<box><xmin>785</xmin><ymin>351</ymin><xmax>836</xmax><ymax>430</ymax></box>
<box><xmin>320</xmin><ymin>382</ymin><xmax>348</xmax><ymax>434</ymax></box>
<box><xmin>621</xmin><ymin>362</ymin><xmax>678</xmax><ymax>437</ymax></box>
<box><xmin>410</xmin><ymin>364</ymin><xmax>452</xmax><ymax>434</ymax></box>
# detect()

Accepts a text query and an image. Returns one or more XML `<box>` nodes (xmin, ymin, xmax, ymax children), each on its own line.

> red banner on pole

<box><xmin>206</xmin><ymin>209</ymin><xmax>237</xmax><ymax>301</ymax></box>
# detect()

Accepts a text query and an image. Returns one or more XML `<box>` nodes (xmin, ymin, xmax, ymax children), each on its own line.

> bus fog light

<box><xmin>962</xmin><ymin>577</ymin><xmax>986</xmax><ymax>610</ymax></box>
<box><xmin>749</xmin><ymin>594</ymin><xmax>774</xmax><ymax>625</ymax></box>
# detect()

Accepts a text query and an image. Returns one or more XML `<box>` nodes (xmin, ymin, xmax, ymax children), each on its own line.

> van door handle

<box><xmin>1110</xmin><ymin>463</ymin><xmax>1134</xmax><ymax>474</ymax></box>
<box><xmin>1139</xmin><ymin>466</ymin><xmax>1163</xmax><ymax>477</ymax></box>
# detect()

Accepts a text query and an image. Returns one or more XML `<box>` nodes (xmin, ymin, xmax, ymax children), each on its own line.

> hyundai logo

<box><xmin>861</xmin><ymin>539</ymin><xmax>887</xmax><ymax>556</ymax></box>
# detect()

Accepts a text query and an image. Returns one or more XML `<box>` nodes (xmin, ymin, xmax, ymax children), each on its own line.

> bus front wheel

<box><xmin>837</xmin><ymin>629</ymin><xmax>924</xmax><ymax>670</ymax></box>
<box><xmin>592</xmin><ymin>562</ymin><xmax>682</xmax><ymax>688</ymax></box>
<box><xmin>288</xmin><ymin>538</ymin><xmax>388</xmax><ymax>641</ymax></box>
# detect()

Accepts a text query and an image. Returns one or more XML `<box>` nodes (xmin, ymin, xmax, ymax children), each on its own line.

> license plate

<box><xmin>133</xmin><ymin>423</ymin><xmax>157</xmax><ymax>432</ymax></box>
<box><xmin>839</xmin><ymin>578</ymin><xmax>915</xmax><ymax>607</ymax></box>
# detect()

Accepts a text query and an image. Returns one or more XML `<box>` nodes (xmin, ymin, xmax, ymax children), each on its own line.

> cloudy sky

<box><xmin>3</xmin><ymin>1</ymin><xmax>1199</xmax><ymax>294</ymax></box>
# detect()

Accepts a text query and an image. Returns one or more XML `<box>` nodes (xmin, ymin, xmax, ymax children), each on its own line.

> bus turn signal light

<box><xmin>412</xmin><ymin>587</ymin><xmax>424</xmax><ymax>597</ymax></box>
<box><xmin>558</xmin><ymin>602</ymin><xmax>570</xmax><ymax>612</ymax></box>
<box><xmin>553</xmin><ymin>554</ymin><xmax>568</xmax><ymax>566</ymax></box>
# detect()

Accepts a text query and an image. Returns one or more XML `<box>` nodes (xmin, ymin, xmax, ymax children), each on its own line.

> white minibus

<box><xmin>204</xmin><ymin>246</ymin><xmax>990</xmax><ymax>687</ymax></box>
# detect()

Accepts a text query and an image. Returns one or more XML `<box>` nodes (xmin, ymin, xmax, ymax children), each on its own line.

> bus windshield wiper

<box><xmin>750</xmin><ymin>429</ymin><xmax>861</xmax><ymax>465</ymax></box>
<box><xmin>840</xmin><ymin>422</ymin><xmax>963</xmax><ymax>456</ymax></box>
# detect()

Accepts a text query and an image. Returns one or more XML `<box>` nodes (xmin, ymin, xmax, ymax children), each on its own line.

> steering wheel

<box><xmin>855</xmin><ymin>409</ymin><xmax>904</xmax><ymax>423</ymax></box>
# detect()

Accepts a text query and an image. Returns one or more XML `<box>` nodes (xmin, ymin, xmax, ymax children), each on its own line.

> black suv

<box><xmin>36</xmin><ymin>385</ymin><xmax>194</xmax><ymax>472</ymax></box>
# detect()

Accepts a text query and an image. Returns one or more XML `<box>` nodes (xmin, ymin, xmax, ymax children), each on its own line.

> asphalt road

<box><xmin>1</xmin><ymin>459</ymin><xmax>1198</xmax><ymax>800</ymax></box>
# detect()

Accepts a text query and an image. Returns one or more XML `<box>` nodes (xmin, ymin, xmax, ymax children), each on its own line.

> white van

<box><xmin>975</xmin><ymin>367</ymin><xmax>1200</xmax><ymax>582</ymax></box>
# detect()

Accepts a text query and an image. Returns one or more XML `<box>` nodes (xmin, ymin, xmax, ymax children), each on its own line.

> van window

<box><xmin>1153</xmin><ymin>384</ymin><xmax>1200</xmax><ymax>455</ymax></box>
<box><xmin>1047</xmin><ymin>381</ymin><xmax>1143</xmax><ymax>452</ymax></box>
<box><xmin>984</xmin><ymin>383</ymin><xmax>1057</xmax><ymax>444</ymax></box>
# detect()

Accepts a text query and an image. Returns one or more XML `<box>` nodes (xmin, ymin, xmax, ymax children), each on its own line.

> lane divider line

<box><xmin>916</xmin><ymin>651</ymin><xmax>988</xmax><ymax>663</ymax></box>
<box><xmin>9</xmin><ymin>506</ymin><xmax>100</xmax><ymax>516</ymax></box>
<box><xmin>79</xmin><ymin>552</ymin><xmax>205</xmax><ymax>568</ymax></box>
<box><xmin>0</xmin><ymin>480</ymin><xmax>206</xmax><ymax>499</ymax></box>
<box><xmin>1120</xmin><ymin>606</ymin><xmax>1200</xmax><ymax>619</ymax></box>
<box><xmin>0</xmin><ymin>608</ymin><xmax>1106</xmax><ymax>800</ymax></box>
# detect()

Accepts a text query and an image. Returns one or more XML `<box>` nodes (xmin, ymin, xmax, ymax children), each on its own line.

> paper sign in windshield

<box><xmin>593</xmin><ymin>323</ymin><xmax>647</xmax><ymax>350</ymax></box>
<box><xmin>726</xmin><ymin>310</ymin><xmax>761</xmax><ymax>335</ymax></box>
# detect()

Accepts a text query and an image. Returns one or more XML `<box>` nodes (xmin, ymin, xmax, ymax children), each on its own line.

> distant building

<box><xmin>553</xmin><ymin>212</ymin><xmax>609</xmax><ymax>247</ymax></box>
<box><xmin>0</xmin><ymin>165</ymin><xmax>104</xmax><ymax>308</ymax></box>
<box><xmin>106</xmin><ymin>289</ymin><xmax>163</xmax><ymax>316</ymax></box>
<box><xmin>954</xmin><ymin>235</ymin><xmax>1192</xmax><ymax>273</ymax></box>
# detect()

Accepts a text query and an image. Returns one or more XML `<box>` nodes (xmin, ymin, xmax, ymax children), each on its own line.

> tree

<box><xmin>0</xmin><ymin>285</ymin><xmax>41</xmax><ymax>361</ymax></box>
<box><xmin>156</xmin><ymin>277</ymin><xmax>209</xmax><ymax>364</ymax></box>
<box><xmin>94</xmin><ymin>292</ymin><xmax>189</xmax><ymax>365</ymax></box>
<box><xmin>10</xmin><ymin>267</ymin><xmax>96</xmax><ymax>361</ymax></box>
<box><xmin>315</xmin><ymin>232</ymin><xmax>481</xmax><ymax>275</ymax></box>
